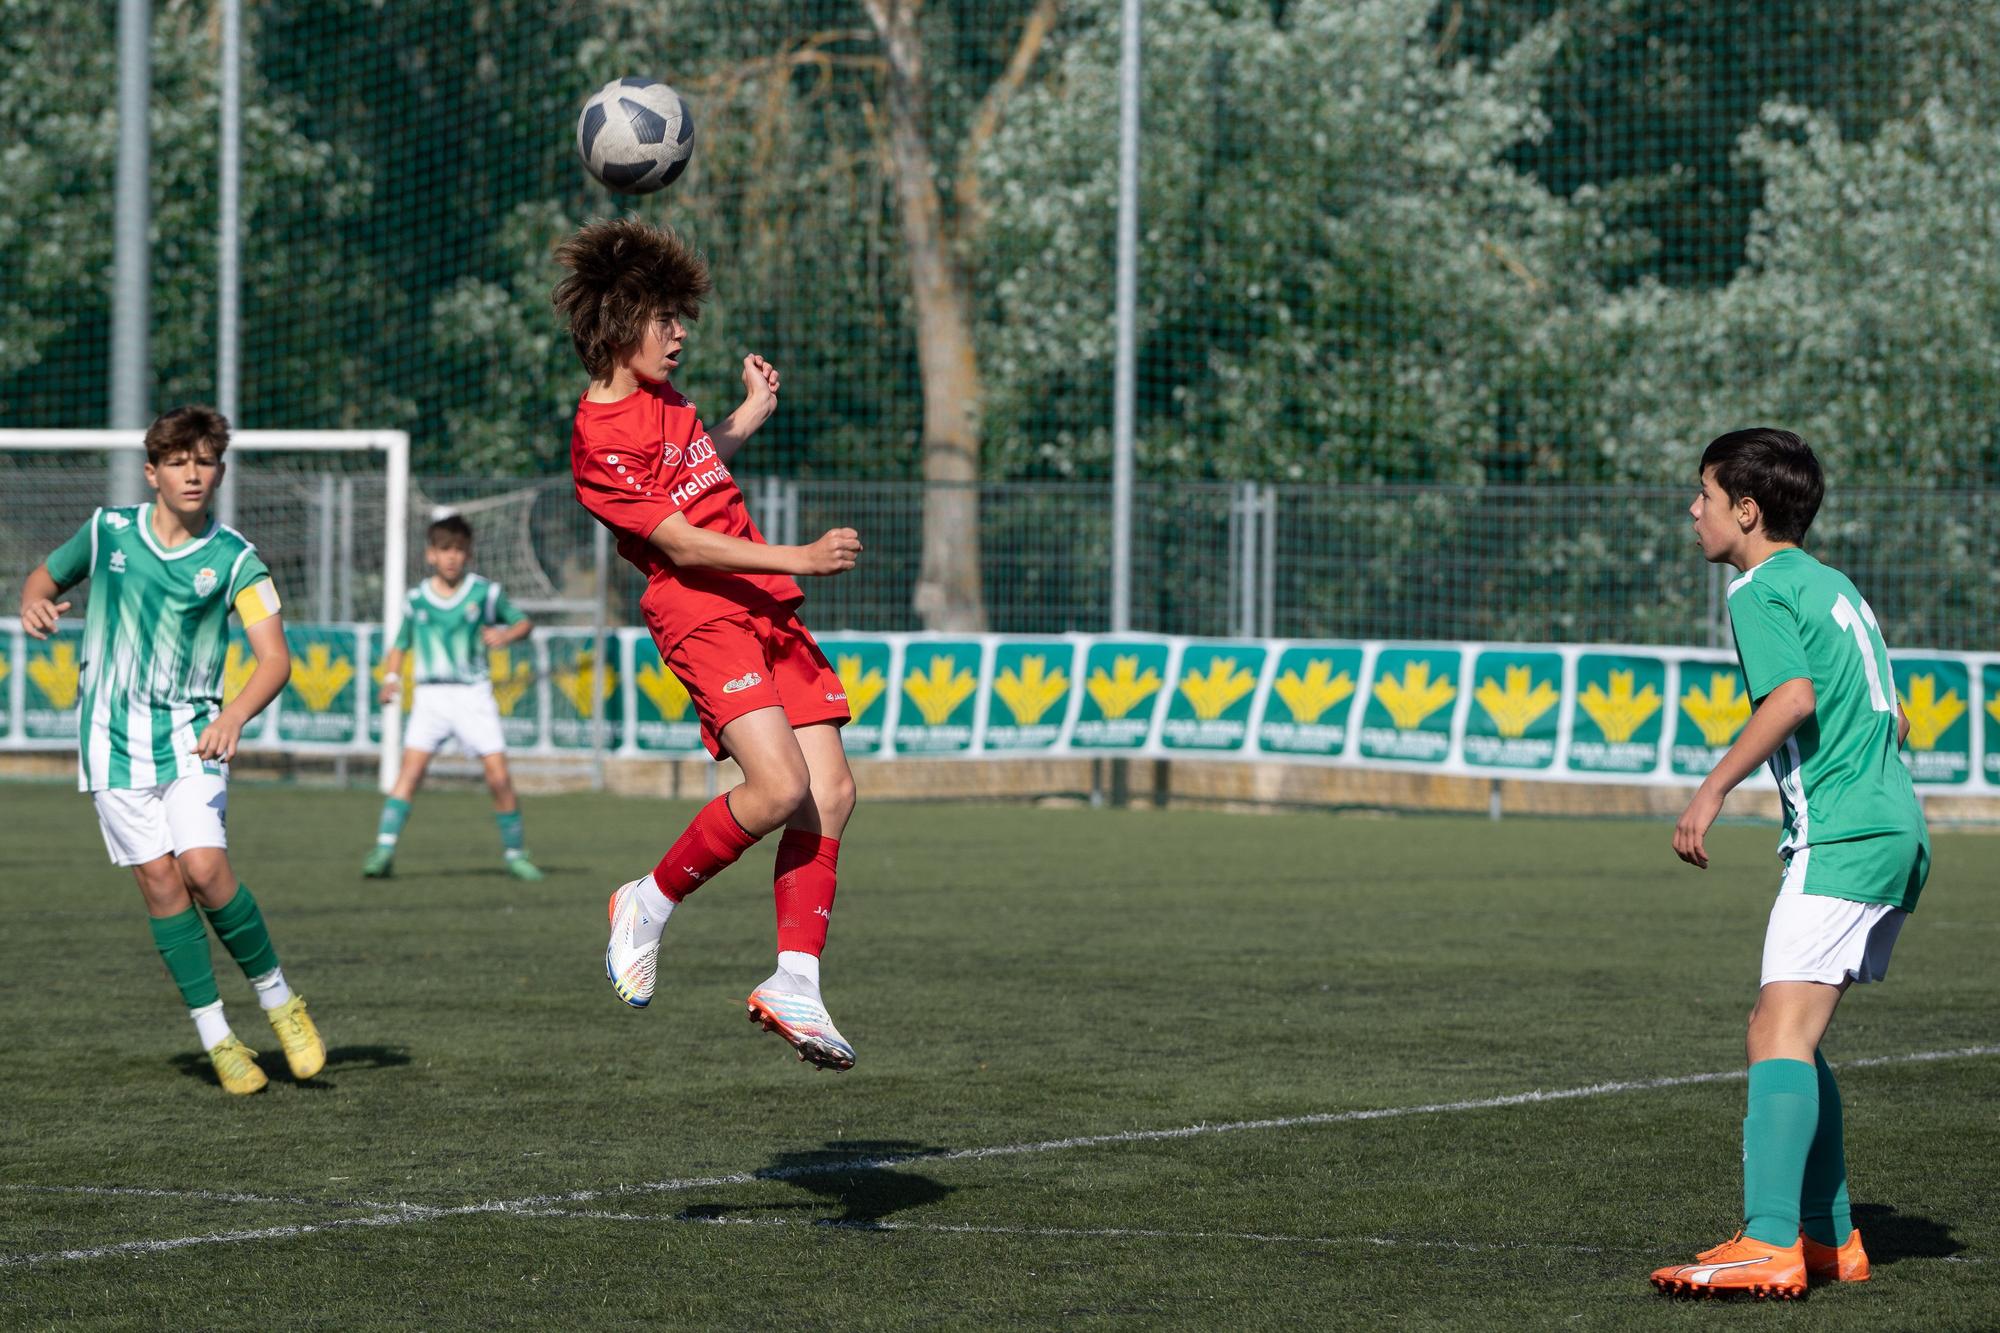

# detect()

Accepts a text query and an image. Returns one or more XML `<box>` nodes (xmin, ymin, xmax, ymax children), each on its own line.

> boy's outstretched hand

<box><xmin>19</xmin><ymin>596</ymin><xmax>71</xmax><ymax>639</ymax></box>
<box><xmin>1673</xmin><ymin>786</ymin><xmax>1723</xmax><ymax>869</ymax></box>
<box><xmin>742</xmin><ymin>354</ymin><xmax>780</xmax><ymax>412</ymax></box>
<box><xmin>798</xmin><ymin>528</ymin><xmax>862</xmax><ymax>576</ymax></box>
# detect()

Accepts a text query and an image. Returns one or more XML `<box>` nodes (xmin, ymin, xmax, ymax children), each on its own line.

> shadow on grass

<box><xmin>679</xmin><ymin>1140</ymin><xmax>956</xmax><ymax>1228</ymax></box>
<box><xmin>168</xmin><ymin>1043</ymin><xmax>412</xmax><ymax>1091</ymax></box>
<box><xmin>1850</xmin><ymin>1203</ymin><xmax>1965</xmax><ymax>1265</ymax></box>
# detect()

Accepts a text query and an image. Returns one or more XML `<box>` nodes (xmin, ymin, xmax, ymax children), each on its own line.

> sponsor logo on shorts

<box><xmin>825</xmin><ymin>691</ymin><xmax>846</xmax><ymax>702</ymax></box>
<box><xmin>722</xmin><ymin>672</ymin><xmax>763</xmax><ymax>694</ymax></box>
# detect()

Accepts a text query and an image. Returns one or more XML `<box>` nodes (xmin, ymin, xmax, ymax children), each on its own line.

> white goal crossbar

<box><xmin>0</xmin><ymin>428</ymin><xmax>411</xmax><ymax>791</ymax></box>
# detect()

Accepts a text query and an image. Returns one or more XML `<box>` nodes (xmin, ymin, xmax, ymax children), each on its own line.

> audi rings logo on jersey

<box><xmin>686</xmin><ymin>435</ymin><xmax>717</xmax><ymax>466</ymax></box>
<box><xmin>658</xmin><ymin>442</ymin><xmax>682</xmax><ymax>468</ymax></box>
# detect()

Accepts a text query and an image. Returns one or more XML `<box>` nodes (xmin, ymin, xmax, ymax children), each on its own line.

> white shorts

<box><xmin>92</xmin><ymin>772</ymin><xmax>230</xmax><ymax>867</ymax></box>
<box><xmin>1760</xmin><ymin>893</ymin><xmax>1908</xmax><ymax>988</ymax></box>
<box><xmin>405</xmin><ymin>681</ymin><xmax>506</xmax><ymax>758</ymax></box>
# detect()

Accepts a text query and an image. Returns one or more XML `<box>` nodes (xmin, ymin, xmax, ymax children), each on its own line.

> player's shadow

<box><xmin>168</xmin><ymin>1043</ymin><xmax>411</xmax><ymax>1091</ymax></box>
<box><xmin>1850</xmin><ymin>1203</ymin><xmax>1965</xmax><ymax>1266</ymax></box>
<box><xmin>680</xmin><ymin>1140</ymin><xmax>955</xmax><ymax>1229</ymax></box>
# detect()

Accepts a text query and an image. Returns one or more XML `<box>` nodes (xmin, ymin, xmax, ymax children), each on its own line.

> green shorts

<box><xmin>1785</xmin><ymin>831</ymin><xmax>1929</xmax><ymax>913</ymax></box>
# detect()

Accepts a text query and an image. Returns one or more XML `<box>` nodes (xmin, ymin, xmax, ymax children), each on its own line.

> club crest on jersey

<box><xmin>193</xmin><ymin>567</ymin><xmax>219</xmax><ymax>597</ymax></box>
<box><xmin>659</xmin><ymin>442</ymin><xmax>683</xmax><ymax>468</ymax></box>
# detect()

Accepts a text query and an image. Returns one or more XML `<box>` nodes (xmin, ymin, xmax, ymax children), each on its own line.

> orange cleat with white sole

<box><xmin>1802</xmin><ymin>1229</ymin><xmax>1870</xmax><ymax>1283</ymax></box>
<box><xmin>1650</xmin><ymin>1231</ymin><xmax>1806</xmax><ymax>1299</ymax></box>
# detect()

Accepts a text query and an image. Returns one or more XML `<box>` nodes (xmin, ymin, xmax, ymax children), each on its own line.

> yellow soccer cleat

<box><xmin>207</xmin><ymin>1034</ymin><xmax>269</xmax><ymax>1096</ymax></box>
<box><xmin>1650</xmin><ymin>1230</ymin><xmax>1806</xmax><ymax>1300</ymax></box>
<box><xmin>1803</xmin><ymin>1229</ymin><xmax>1870</xmax><ymax>1283</ymax></box>
<box><xmin>265</xmin><ymin>995</ymin><xmax>326</xmax><ymax>1081</ymax></box>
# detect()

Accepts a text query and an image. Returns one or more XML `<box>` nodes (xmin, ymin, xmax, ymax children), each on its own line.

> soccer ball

<box><xmin>576</xmin><ymin>78</ymin><xmax>694</xmax><ymax>195</ymax></box>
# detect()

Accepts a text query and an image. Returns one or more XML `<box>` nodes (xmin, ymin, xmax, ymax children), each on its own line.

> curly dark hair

<box><xmin>552</xmin><ymin>217</ymin><xmax>712</xmax><ymax>380</ymax></box>
<box><xmin>144</xmin><ymin>404</ymin><xmax>230</xmax><ymax>465</ymax></box>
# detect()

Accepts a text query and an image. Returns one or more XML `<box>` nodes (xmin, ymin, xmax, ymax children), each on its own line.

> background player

<box><xmin>1651</xmin><ymin>428</ymin><xmax>1929</xmax><ymax>1298</ymax></box>
<box><xmin>553</xmin><ymin>217</ymin><xmax>865</xmax><ymax>1070</ymax></box>
<box><xmin>365</xmin><ymin>514</ymin><xmax>541</xmax><ymax>880</ymax></box>
<box><xmin>16</xmin><ymin>405</ymin><xmax>326</xmax><ymax>1096</ymax></box>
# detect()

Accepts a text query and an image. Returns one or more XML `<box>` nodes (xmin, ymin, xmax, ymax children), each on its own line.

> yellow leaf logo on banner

<box><xmin>1087</xmin><ymin>655</ymin><xmax>1163</xmax><ymax>720</ymax></box>
<box><xmin>1577</xmin><ymin>669</ymin><xmax>1662</xmax><ymax>744</ymax></box>
<box><xmin>373</xmin><ymin>654</ymin><xmax>414</xmax><ymax>714</ymax></box>
<box><xmin>27</xmin><ymin>640</ymin><xmax>80</xmax><ymax>710</ymax></box>
<box><xmin>636</xmin><ymin>659</ymin><xmax>692</xmax><ymax>720</ymax></box>
<box><xmin>994</xmin><ymin>654</ymin><xmax>1070</xmax><ymax>726</ymax></box>
<box><xmin>222</xmin><ymin>642</ymin><xmax>257</xmax><ymax>706</ymax></box>
<box><xmin>1474</xmin><ymin>665</ymin><xmax>1559</xmax><ymax>739</ymax></box>
<box><xmin>0</xmin><ymin>653</ymin><xmax>9</xmax><ymax>691</ymax></box>
<box><xmin>837</xmin><ymin>654</ymin><xmax>887</xmax><ymax>721</ymax></box>
<box><xmin>554</xmin><ymin>651</ymin><xmax>616</xmax><ymax>718</ymax></box>
<box><xmin>1988</xmin><ymin>691</ymin><xmax>2000</xmax><ymax>730</ymax></box>
<box><xmin>1273</xmin><ymin>660</ymin><xmax>1355</xmax><ymax>724</ymax></box>
<box><xmin>1373</xmin><ymin>660</ymin><xmax>1456</xmax><ymax>730</ymax></box>
<box><xmin>1682</xmin><ymin>672</ymin><xmax>1751</xmax><ymax>746</ymax></box>
<box><xmin>904</xmin><ymin>656</ymin><xmax>977</xmax><ymax>727</ymax></box>
<box><xmin>1898</xmin><ymin>674</ymin><xmax>1967</xmax><ymax>751</ymax></box>
<box><xmin>291</xmin><ymin>643</ymin><xmax>354</xmax><ymax>713</ymax></box>
<box><xmin>489</xmin><ymin>647</ymin><xmax>533</xmax><ymax>717</ymax></box>
<box><xmin>1179</xmin><ymin>656</ymin><xmax>1257</xmax><ymax>721</ymax></box>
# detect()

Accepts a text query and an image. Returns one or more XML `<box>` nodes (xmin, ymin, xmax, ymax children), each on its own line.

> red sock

<box><xmin>773</xmin><ymin>830</ymin><xmax>839</xmax><ymax>956</ymax></box>
<box><xmin>652</xmin><ymin>794</ymin><xmax>760</xmax><ymax>901</ymax></box>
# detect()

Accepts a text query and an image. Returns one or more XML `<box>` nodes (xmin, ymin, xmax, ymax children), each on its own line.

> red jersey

<box><xmin>570</xmin><ymin>381</ymin><xmax>803</xmax><ymax>650</ymax></box>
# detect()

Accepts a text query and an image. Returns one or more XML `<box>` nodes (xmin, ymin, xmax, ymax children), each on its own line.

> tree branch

<box><xmin>952</xmin><ymin>0</ymin><xmax>1063</xmax><ymax>241</ymax></box>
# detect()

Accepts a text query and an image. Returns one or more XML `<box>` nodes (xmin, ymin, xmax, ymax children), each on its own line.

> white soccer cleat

<box><xmin>605</xmin><ymin>879</ymin><xmax>668</xmax><ymax>1008</ymax></box>
<box><xmin>746</xmin><ymin>969</ymin><xmax>856</xmax><ymax>1071</ymax></box>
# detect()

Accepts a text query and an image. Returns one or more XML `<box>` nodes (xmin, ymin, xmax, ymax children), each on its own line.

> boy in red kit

<box><xmin>554</xmin><ymin>218</ymin><xmax>866</xmax><ymax>1070</ymax></box>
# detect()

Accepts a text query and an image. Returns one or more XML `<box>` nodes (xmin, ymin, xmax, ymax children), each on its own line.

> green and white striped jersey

<box><xmin>43</xmin><ymin>504</ymin><xmax>282</xmax><ymax>792</ymax></box>
<box><xmin>391</xmin><ymin>573</ymin><xmax>525</xmax><ymax>685</ymax></box>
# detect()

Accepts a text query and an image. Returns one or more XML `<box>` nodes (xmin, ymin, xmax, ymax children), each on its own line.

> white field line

<box><xmin>7</xmin><ymin>1042</ymin><xmax>1995</xmax><ymax>1269</ymax></box>
<box><xmin>1</xmin><ymin>1184</ymin><xmax>396</xmax><ymax>1209</ymax></box>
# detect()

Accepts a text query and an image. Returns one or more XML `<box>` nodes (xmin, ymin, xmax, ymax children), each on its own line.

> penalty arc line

<box><xmin>6</xmin><ymin>1042</ymin><xmax>1995</xmax><ymax>1268</ymax></box>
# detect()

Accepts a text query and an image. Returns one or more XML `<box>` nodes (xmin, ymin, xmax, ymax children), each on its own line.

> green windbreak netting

<box><xmin>5</xmin><ymin>1</ymin><xmax>1997</xmax><ymax>637</ymax></box>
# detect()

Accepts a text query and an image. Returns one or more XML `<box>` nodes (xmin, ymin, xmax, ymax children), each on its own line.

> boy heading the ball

<box><xmin>1651</xmin><ymin>429</ymin><xmax>1929</xmax><ymax>1298</ymax></box>
<box><xmin>16</xmin><ymin>406</ymin><xmax>326</xmax><ymax>1095</ymax></box>
<box><xmin>554</xmin><ymin>217</ymin><xmax>864</xmax><ymax>1070</ymax></box>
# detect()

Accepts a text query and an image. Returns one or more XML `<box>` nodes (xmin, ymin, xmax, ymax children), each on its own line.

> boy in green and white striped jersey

<box><xmin>363</xmin><ymin>514</ymin><xmax>540</xmax><ymax>880</ymax></box>
<box><xmin>17</xmin><ymin>406</ymin><xmax>326</xmax><ymax>1096</ymax></box>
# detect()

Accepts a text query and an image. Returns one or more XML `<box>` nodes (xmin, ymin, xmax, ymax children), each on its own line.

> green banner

<box><xmin>821</xmin><ymin>639</ymin><xmax>891</xmax><ymax>756</ymax></box>
<box><xmin>1985</xmin><ymin>664</ymin><xmax>2000</xmax><ymax>785</ymax></box>
<box><xmin>547</xmin><ymin>632</ymin><xmax>619</xmax><ymax>750</ymax></box>
<box><xmin>1893</xmin><ymin>657</ymin><xmax>1971</xmax><ymax>785</ymax></box>
<box><xmin>985</xmin><ymin>640</ymin><xmax>1076</xmax><ymax>751</ymax></box>
<box><xmin>1257</xmin><ymin>645</ymin><xmax>1363</xmax><ymax>756</ymax></box>
<box><xmin>1071</xmin><ymin>641</ymin><xmax>1170</xmax><ymax>750</ymax></box>
<box><xmin>895</xmin><ymin>641</ymin><xmax>981</xmax><ymax>754</ymax></box>
<box><xmin>1163</xmin><ymin>643</ymin><xmax>1265</xmax><ymax>751</ymax></box>
<box><xmin>0</xmin><ymin>630</ymin><xmax>12</xmax><ymax>738</ymax></box>
<box><xmin>1464</xmin><ymin>649</ymin><xmax>1561</xmax><ymax>769</ymax></box>
<box><xmin>487</xmin><ymin>640</ymin><xmax>542</xmax><ymax>748</ymax></box>
<box><xmin>1566</xmin><ymin>653</ymin><xmax>1666</xmax><ymax>774</ymax></box>
<box><xmin>278</xmin><ymin>625</ymin><xmax>359</xmax><ymax>744</ymax></box>
<box><xmin>628</xmin><ymin>634</ymin><xmax>701</xmax><ymax>753</ymax></box>
<box><xmin>1359</xmin><ymin>647</ymin><xmax>1460</xmax><ymax>763</ymax></box>
<box><xmin>1670</xmin><ymin>659</ymin><xmax>1752</xmax><ymax>778</ymax></box>
<box><xmin>21</xmin><ymin>626</ymin><xmax>80</xmax><ymax>740</ymax></box>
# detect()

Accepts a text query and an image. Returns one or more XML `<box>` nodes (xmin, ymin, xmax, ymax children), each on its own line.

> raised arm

<box><xmin>1673</xmin><ymin>676</ymin><xmax>1816</xmax><ymax>870</ymax></box>
<box><xmin>707</xmin><ymin>354</ymin><xmax>780</xmax><ymax>463</ymax></box>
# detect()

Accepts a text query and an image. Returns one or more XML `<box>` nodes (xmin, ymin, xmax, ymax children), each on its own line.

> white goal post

<box><xmin>0</xmin><ymin>428</ymin><xmax>410</xmax><ymax>791</ymax></box>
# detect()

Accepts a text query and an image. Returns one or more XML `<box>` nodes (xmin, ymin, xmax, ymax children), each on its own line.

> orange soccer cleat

<box><xmin>1802</xmin><ymin>1229</ymin><xmax>1870</xmax><ymax>1284</ymax></box>
<box><xmin>1650</xmin><ymin>1231</ymin><xmax>1807</xmax><ymax>1299</ymax></box>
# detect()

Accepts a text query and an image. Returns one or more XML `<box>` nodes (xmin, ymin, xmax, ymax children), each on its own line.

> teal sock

<box><xmin>149</xmin><ymin>909</ymin><xmax>219</xmax><ymax>1009</ymax></box>
<box><xmin>1800</xmin><ymin>1049</ymin><xmax>1853</xmax><ymax>1246</ymax></box>
<box><xmin>201</xmin><ymin>885</ymin><xmax>281</xmax><ymax>980</ymax></box>
<box><xmin>376</xmin><ymin>796</ymin><xmax>412</xmax><ymax>849</ymax></box>
<box><xmin>496</xmin><ymin>809</ymin><xmax>525</xmax><ymax>859</ymax></box>
<box><xmin>1743</xmin><ymin>1057</ymin><xmax>1819</xmax><ymax>1246</ymax></box>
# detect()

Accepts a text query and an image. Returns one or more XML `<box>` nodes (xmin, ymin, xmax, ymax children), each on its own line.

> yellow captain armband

<box><xmin>234</xmin><ymin>578</ymin><xmax>283</xmax><ymax>627</ymax></box>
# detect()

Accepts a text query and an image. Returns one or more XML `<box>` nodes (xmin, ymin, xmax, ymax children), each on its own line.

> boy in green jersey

<box><xmin>1651</xmin><ymin>428</ymin><xmax>1928</xmax><ymax>1299</ymax></box>
<box><xmin>17</xmin><ymin>406</ymin><xmax>327</xmax><ymax>1096</ymax></box>
<box><xmin>363</xmin><ymin>514</ymin><xmax>540</xmax><ymax>879</ymax></box>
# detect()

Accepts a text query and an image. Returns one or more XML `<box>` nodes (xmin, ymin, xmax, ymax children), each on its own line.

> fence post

<box><xmin>1259</xmin><ymin>483</ymin><xmax>1277</xmax><ymax>638</ymax></box>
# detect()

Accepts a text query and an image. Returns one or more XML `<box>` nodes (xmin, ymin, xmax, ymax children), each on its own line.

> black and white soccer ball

<box><xmin>576</xmin><ymin>78</ymin><xmax>694</xmax><ymax>195</ymax></box>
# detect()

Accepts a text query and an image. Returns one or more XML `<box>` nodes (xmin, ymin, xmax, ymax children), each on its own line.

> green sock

<box><xmin>1800</xmin><ymin>1049</ymin><xmax>1853</xmax><ymax>1246</ymax></box>
<box><xmin>1743</xmin><ymin>1057</ymin><xmax>1819</xmax><ymax>1246</ymax></box>
<box><xmin>496</xmin><ymin>809</ymin><xmax>525</xmax><ymax>859</ymax></box>
<box><xmin>376</xmin><ymin>796</ymin><xmax>412</xmax><ymax>849</ymax></box>
<box><xmin>201</xmin><ymin>885</ymin><xmax>281</xmax><ymax>980</ymax></box>
<box><xmin>149</xmin><ymin>909</ymin><xmax>219</xmax><ymax>1009</ymax></box>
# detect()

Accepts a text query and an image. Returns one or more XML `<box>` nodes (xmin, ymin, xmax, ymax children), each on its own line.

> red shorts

<box><xmin>662</xmin><ymin>608</ymin><xmax>850</xmax><ymax>760</ymax></box>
